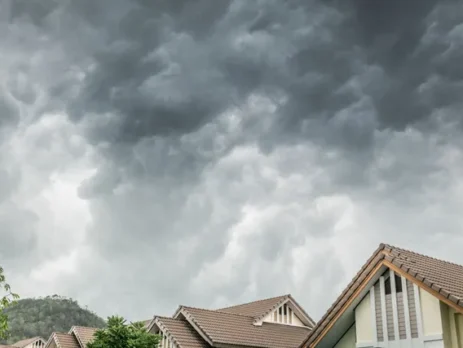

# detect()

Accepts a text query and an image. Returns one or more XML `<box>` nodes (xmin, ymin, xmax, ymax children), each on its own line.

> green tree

<box><xmin>0</xmin><ymin>266</ymin><xmax>19</xmax><ymax>340</ymax></box>
<box><xmin>87</xmin><ymin>316</ymin><xmax>160</xmax><ymax>348</ymax></box>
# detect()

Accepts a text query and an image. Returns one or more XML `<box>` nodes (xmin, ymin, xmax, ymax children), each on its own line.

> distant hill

<box><xmin>2</xmin><ymin>295</ymin><xmax>106</xmax><ymax>344</ymax></box>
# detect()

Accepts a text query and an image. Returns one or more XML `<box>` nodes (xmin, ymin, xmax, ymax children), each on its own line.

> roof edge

<box><xmin>176</xmin><ymin>307</ymin><xmax>214</xmax><ymax>346</ymax></box>
<box><xmin>68</xmin><ymin>327</ymin><xmax>84</xmax><ymax>348</ymax></box>
<box><xmin>44</xmin><ymin>333</ymin><xmax>58</xmax><ymax>348</ymax></box>
<box><xmin>300</xmin><ymin>243</ymin><xmax>388</xmax><ymax>348</ymax></box>
<box><xmin>153</xmin><ymin>317</ymin><xmax>183</xmax><ymax>348</ymax></box>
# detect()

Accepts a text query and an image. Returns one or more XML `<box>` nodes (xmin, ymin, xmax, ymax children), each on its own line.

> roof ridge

<box><xmin>156</xmin><ymin>315</ymin><xmax>186</xmax><ymax>321</ymax></box>
<box><xmin>182</xmin><ymin>305</ymin><xmax>255</xmax><ymax>318</ymax></box>
<box><xmin>215</xmin><ymin>294</ymin><xmax>290</xmax><ymax>311</ymax></box>
<box><xmin>384</xmin><ymin>243</ymin><xmax>463</xmax><ymax>268</ymax></box>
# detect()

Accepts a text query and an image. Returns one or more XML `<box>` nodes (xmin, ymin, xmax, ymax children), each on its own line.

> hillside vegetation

<box><xmin>2</xmin><ymin>295</ymin><xmax>106</xmax><ymax>344</ymax></box>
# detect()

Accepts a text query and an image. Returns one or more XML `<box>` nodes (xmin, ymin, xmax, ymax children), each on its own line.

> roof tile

<box><xmin>53</xmin><ymin>333</ymin><xmax>80</xmax><ymax>348</ymax></box>
<box><xmin>70</xmin><ymin>327</ymin><xmax>98</xmax><ymax>347</ymax></box>
<box><xmin>182</xmin><ymin>306</ymin><xmax>310</xmax><ymax>348</ymax></box>
<box><xmin>216</xmin><ymin>295</ymin><xmax>289</xmax><ymax>318</ymax></box>
<box><xmin>157</xmin><ymin>317</ymin><xmax>209</xmax><ymax>348</ymax></box>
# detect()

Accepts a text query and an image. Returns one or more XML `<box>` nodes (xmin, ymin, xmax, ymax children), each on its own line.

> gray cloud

<box><xmin>1</xmin><ymin>0</ymin><xmax>463</xmax><ymax>324</ymax></box>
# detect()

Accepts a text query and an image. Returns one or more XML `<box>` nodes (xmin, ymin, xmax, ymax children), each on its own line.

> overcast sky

<box><xmin>1</xmin><ymin>0</ymin><xmax>463</xmax><ymax>323</ymax></box>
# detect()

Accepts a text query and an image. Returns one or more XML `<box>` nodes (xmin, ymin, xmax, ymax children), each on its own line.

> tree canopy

<box><xmin>0</xmin><ymin>266</ymin><xmax>19</xmax><ymax>340</ymax></box>
<box><xmin>2</xmin><ymin>295</ymin><xmax>106</xmax><ymax>344</ymax></box>
<box><xmin>87</xmin><ymin>316</ymin><xmax>160</xmax><ymax>348</ymax></box>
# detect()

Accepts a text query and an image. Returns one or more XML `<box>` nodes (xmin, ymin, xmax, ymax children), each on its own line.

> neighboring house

<box><xmin>0</xmin><ymin>337</ymin><xmax>46</xmax><ymax>348</ymax></box>
<box><xmin>300</xmin><ymin>243</ymin><xmax>463</xmax><ymax>348</ymax></box>
<box><xmin>11</xmin><ymin>338</ymin><xmax>46</xmax><ymax>348</ymax></box>
<box><xmin>147</xmin><ymin>294</ymin><xmax>315</xmax><ymax>348</ymax></box>
<box><xmin>43</xmin><ymin>319</ymin><xmax>152</xmax><ymax>348</ymax></box>
<box><xmin>44</xmin><ymin>326</ymin><xmax>98</xmax><ymax>348</ymax></box>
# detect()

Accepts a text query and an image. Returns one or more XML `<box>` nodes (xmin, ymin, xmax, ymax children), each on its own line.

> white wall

<box><xmin>355</xmin><ymin>294</ymin><xmax>374</xmax><ymax>344</ymax></box>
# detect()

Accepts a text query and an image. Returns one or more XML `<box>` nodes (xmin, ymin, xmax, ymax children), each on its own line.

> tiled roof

<box><xmin>69</xmin><ymin>327</ymin><xmax>97</xmax><ymax>347</ymax></box>
<box><xmin>383</xmin><ymin>244</ymin><xmax>463</xmax><ymax>306</ymax></box>
<box><xmin>182</xmin><ymin>306</ymin><xmax>311</xmax><ymax>348</ymax></box>
<box><xmin>12</xmin><ymin>337</ymin><xmax>44</xmax><ymax>348</ymax></box>
<box><xmin>301</xmin><ymin>243</ymin><xmax>463</xmax><ymax>348</ymax></box>
<box><xmin>216</xmin><ymin>294</ymin><xmax>290</xmax><ymax>318</ymax></box>
<box><xmin>53</xmin><ymin>333</ymin><xmax>80</xmax><ymax>348</ymax></box>
<box><xmin>157</xmin><ymin>317</ymin><xmax>209</xmax><ymax>348</ymax></box>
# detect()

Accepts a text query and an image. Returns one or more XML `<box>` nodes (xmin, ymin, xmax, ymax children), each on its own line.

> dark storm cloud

<box><xmin>6</xmin><ymin>0</ymin><xmax>463</xmax><ymax>147</ymax></box>
<box><xmin>3</xmin><ymin>0</ymin><xmax>463</xmax><ymax>322</ymax></box>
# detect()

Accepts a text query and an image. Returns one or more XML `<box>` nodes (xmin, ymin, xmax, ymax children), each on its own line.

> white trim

<box><xmin>413</xmin><ymin>283</ymin><xmax>425</xmax><ymax>341</ymax></box>
<box><xmin>401</xmin><ymin>276</ymin><xmax>412</xmax><ymax>341</ymax></box>
<box><xmin>390</xmin><ymin>269</ymin><xmax>400</xmax><ymax>341</ymax></box>
<box><xmin>424</xmin><ymin>334</ymin><xmax>443</xmax><ymax>342</ymax></box>
<box><xmin>380</xmin><ymin>276</ymin><xmax>389</xmax><ymax>344</ymax></box>
<box><xmin>370</xmin><ymin>287</ymin><xmax>378</xmax><ymax>346</ymax></box>
<box><xmin>356</xmin><ymin>341</ymin><xmax>375</xmax><ymax>348</ymax></box>
<box><xmin>254</xmin><ymin>297</ymin><xmax>315</xmax><ymax>327</ymax></box>
<box><xmin>146</xmin><ymin>317</ymin><xmax>156</xmax><ymax>332</ymax></box>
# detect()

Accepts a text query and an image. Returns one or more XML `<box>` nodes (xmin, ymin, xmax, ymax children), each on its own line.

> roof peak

<box><xmin>181</xmin><ymin>305</ymin><xmax>256</xmax><ymax>318</ymax></box>
<box><xmin>215</xmin><ymin>294</ymin><xmax>290</xmax><ymax>312</ymax></box>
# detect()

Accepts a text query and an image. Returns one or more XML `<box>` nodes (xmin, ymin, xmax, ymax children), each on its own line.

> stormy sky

<box><xmin>1</xmin><ymin>0</ymin><xmax>463</xmax><ymax>323</ymax></box>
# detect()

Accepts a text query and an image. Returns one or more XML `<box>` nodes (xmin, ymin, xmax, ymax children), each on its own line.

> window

<box><xmin>385</xmin><ymin>277</ymin><xmax>391</xmax><ymax>295</ymax></box>
<box><xmin>385</xmin><ymin>274</ymin><xmax>402</xmax><ymax>295</ymax></box>
<box><xmin>395</xmin><ymin>274</ymin><xmax>403</xmax><ymax>293</ymax></box>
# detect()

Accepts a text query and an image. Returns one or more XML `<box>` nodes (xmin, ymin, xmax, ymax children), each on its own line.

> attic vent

<box><xmin>271</xmin><ymin>303</ymin><xmax>293</xmax><ymax>324</ymax></box>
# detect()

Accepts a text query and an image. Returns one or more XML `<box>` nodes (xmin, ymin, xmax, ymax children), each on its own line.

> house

<box><xmin>146</xmin><ymin>294</ymin><xmax>315</xmax><ymax>348</ymax></box>
<box><xmin>300</xmin><ymin>243</ymin><xmax>463</xmax><ymax>348</ymax></box>
<box><xmin>44</xmin><ymin>326</ymin><xmax>98</xmax><ymax>348</ymax></box>
<box><xmin>0</xmin><ymin>337</ymin><xmax>46</xmax><ymax>348</ymax></box>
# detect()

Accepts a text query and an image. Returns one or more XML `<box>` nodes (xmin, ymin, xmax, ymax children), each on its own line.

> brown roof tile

<box><xmin>182</xmin><ymin>306</ymin><xmax>311</xmax><ymax>348</ymax></box>
<box><xmin>69</xmin><ymin>327</ymin><xmax>97</xmax><ymax>347</ymax></box>
<box><xmin>156</xmin><ymin>317</ymin><xmax>209</xmax><ymax>348</ymax></box>
<box><xmin>53</xmin><ymin>333</ymin><xmax>80</xmax><ymax>348</ymax></box>
<box><xmin>216</xmin><ymin>294</ymin><xmax>315</xmax><ymax>327</ymax></box>
<box><xmin>216</xmin><ymin>294</ymin><xmax>290</xmax><ymax>318</ymax></box>
<box><xmin>301</xmin><ymin>243</ymin><xmax>463</xmax><ymax>348</ymax></box>
<box><xmin>383</xmin><ymin>244</ymin><xmax>463</xmax><ymax>305</ymax></box>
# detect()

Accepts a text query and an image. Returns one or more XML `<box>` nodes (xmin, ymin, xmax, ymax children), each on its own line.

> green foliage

<box><xmin>2</xmin><ymin>295</ymin><xmax>106</xmax><ymax>344</ymax></box>
<box><xmin>0</xmin><ymin>266</ymin><xmax>20</xmax><ymax>340</ymax></box>
<box><xmin>87</xmin><ymin>316</ymin><xmax>160</xmax><ymax>348</ymax></box>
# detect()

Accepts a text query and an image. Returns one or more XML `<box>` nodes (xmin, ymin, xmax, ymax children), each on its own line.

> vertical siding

<box><xmin>375</xmin><ymin>282</ymin><xmax>384</xmax><ymax>342</ymax></box>
<box><xmin>386</xmin><ymin>294</ymin><xmax>395</xmax><ymax>340</ymax></box>
<box><xmin>397</xmin><ymin>292</ymin><xmax>407</xmax><ymax>339</ymax></box>
<box><xmin>407</xmin><ymin>279</ymin><xmax>419</xmax><ymax>338</ymax></box>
